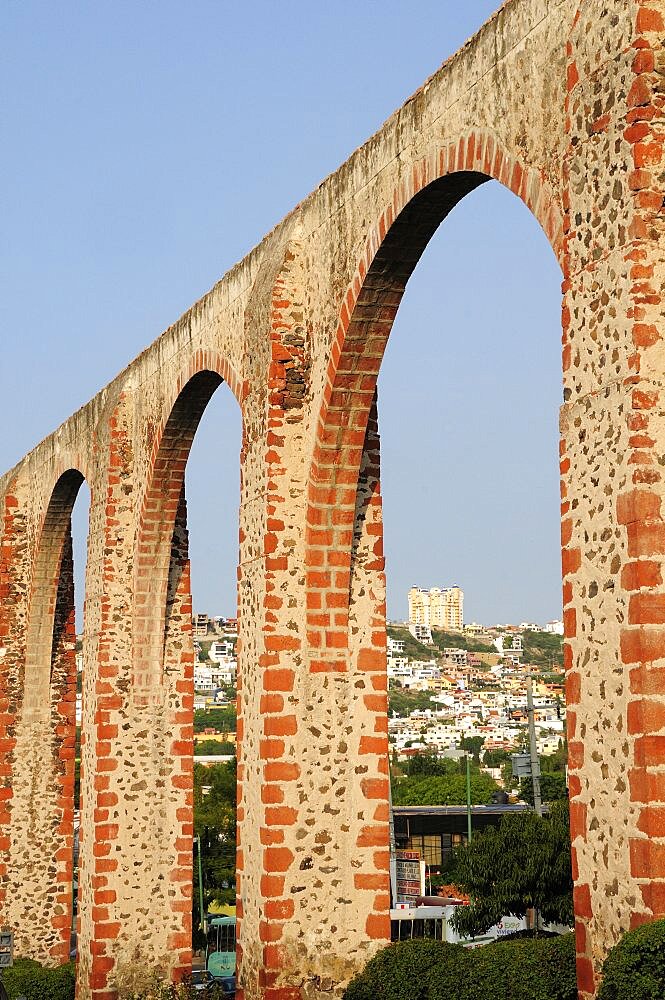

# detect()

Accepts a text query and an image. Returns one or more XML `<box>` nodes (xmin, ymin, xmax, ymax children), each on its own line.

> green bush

<box><xmin>119</xmin><ymin>985</ymin><xmax>229</xmax><ymax>1000</ymax></box>
<box><xmin>343</xmin><ymin>934</ymin><xmax>577</xmax><ymax>1000</ymax></box>
<box><xmin>468</xmin><ymin>933</ymin><xmax>576</xmax><ymax>1000</ymax></box>
<box><xmin>598</xmin><ymin>918</ymin><xmax>665</xmax><ymax>1000</ymax></box>
<box><xmin>2</xmin><ymin>958</ymin><xmax>75</xmax><ymax>1000</ymax></box>
<box><xmin>344</xmin><ymin>939</ymin><xmax>472</xmax><ymax>1000</ymax></box>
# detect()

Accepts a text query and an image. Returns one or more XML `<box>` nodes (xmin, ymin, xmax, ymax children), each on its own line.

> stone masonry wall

<box><xmin>561</xmin><ymin>2</ymin><xmax>665</xmax><ymax>995</ymax></box>
<box><xmin>1</xmin><ymin>2</ymin><xmax>663</xmax><ymax>999</ymax></box>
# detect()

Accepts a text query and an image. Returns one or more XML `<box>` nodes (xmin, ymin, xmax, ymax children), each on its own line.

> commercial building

<box><xmin>393</xmin><ymin>803</ymin><xmax>533</xmax><ymax>867</ymax></box>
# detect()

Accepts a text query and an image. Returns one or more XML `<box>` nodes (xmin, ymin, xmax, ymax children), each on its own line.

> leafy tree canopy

<box><xmin>460</xmin><ymin>735</ymin><xmax>485</xmax><ymax>764</ymax></box>
<box><xmin>406</xmin><ymin>752</ymin><xmax>460</xmax><ymax>778</ymax></box>
<box><xmin>483</xmin><ymin>748</ymin><xmax>512</xmax><ymax>768</ymax></box>
<box><xmin>194</xmin><ymin>759</ymin><xmax>237</xmax><ymax>916</ymax></box>
<box><xmin>194</xmin><ymin>739</ymin><xmax>236</xmax><ymax>756</ymax></box>
<box><xmin>450</xmin><ymin>801</ymin><xmax>573</xmax><ymax>937</ymax></box>
<box><xmin>520</xmin><ymin>771</ymin><xmax>568</xmax><ymax>806</ymax></box>
<box><xmin>430</xmin><ymin>628</ymin><xmax>492</xmax><ymax>654</ymax></box>
<box><xmin>194</xmin><ymin>707</ymin><xmax>237</xmax><ymax>733</ymax></box>
<box><xmin>540</xmin><ymin>740</ymin><xmax>567</xmax><ymax>774</ymax></box>
<box><xmin>392</xmin><ymin>771</ymin><xmax>499</xmax><ymax>807</ymax></box>
<box><xmin>521</xmin><ymin>630</ymin><xmax>564</xmax><ymax>668</ymax></box>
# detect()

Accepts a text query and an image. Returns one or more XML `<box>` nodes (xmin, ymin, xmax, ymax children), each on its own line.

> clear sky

<box><xmin>2</xmin><ymin>0</ymin><xmax>563</xmax><ymax>627</ymax></box>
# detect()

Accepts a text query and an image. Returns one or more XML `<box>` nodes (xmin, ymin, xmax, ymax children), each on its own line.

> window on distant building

<box><xmin>407</xmin><ymin>834</ymin><xmax>442</xmax><ymax>866</ymax></box>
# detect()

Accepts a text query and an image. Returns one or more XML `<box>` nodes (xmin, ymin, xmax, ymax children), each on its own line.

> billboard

<box><xmin>394</xmin><ymin>849</ymin><xmax>425</xmax><ymax>904</ymax></box>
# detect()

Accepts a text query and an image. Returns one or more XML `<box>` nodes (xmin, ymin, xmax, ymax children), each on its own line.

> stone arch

<box><xmin>305</xmin><ymin>132</ymin><xmax>564</xmax><ymax>670</ymax></box>
<box><xmin>23</xmin><ymin>467</ymin><xmax>87</xmax><ymax>722</ymax></box>
<box><xmin>132</xmin><ymin>352</ymin><xmax>244</xmax><ymax>699</ymax></box>
<box><xmin>16</xmin><ymin>466</ymin><xmax>88</xmax><ymax>964</ymax></box>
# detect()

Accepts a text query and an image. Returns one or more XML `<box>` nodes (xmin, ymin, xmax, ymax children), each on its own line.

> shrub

<box><xmin>344</xmin><ymin>939</ymin><xmax>472</xmax><ymax>1000</ymax></box>
<box><xmin>136</xmin><ymin>987</ymin><xmax>229</xmax><ymax>1000</ymax></box>
<box><xmin>598</xmin><ymin>918</ymin><xmax>665</xmax><ymax>1000</ymax></box>
<box><xmin>468</xmin><ymin>933</ymin><xmax>577</xmax><ymax>1000</ymax></box>
<box><xmin>2</xmin><ymin>958</ymin><xmax>75</xmax><ymax>1000</ymax></box>
<box><xmin>342</xmin><ymin>933</ymin><xmax>577</xmax><ymax>1000</ymax></box>
<box><xmin>113</xmin><ymin>982</ymin><xmax>228</xmax><ymax>1000</ymax></box>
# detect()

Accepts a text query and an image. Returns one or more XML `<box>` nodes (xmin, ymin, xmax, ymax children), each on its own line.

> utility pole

<box><xmin>526</xmin><ymin>676</ymin><xmax>542</xmax><ymax>817</ymax></box>
<box><xmin>196</xmin><ymin>834</ymin><xmax>207</xmax><ymax>937</ymax></box>
<box><xmin>465</xmin><ymin>754</ymin><xmax>473</xmax><ymax>843</ymax></box>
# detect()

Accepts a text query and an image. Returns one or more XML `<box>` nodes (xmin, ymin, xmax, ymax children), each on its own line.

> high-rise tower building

<box><xmin>408</xmin><ymin>585</ymin><xmax>464</xmax><ymax>631</ymax></box>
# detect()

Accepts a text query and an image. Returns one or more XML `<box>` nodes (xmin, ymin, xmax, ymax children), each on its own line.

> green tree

<box><xmin>388</xmin><ymin>683</ymin><xmax>436</xmax><ymax>717</ymax></box>
<box><xmin>541</xmin><ymin>739</ymin><xmax>567</xmax><ymax>773</ymax></box>
<box><xmin>194</xmin><ymin>739</ymin><xmax>236</xmax><ymax>756</ymax></box>
<box><xmin>598</xmin><ymin>917</ymin><xmax>665</xmax><ymax>1000</ymax></box>
<box><xmin>520</xmin><ymin>771</ymin><xmax>568</xmax><ymax>805</ymax></box>
<box><xmin>74</xmin><ymin>754</ymin><xmax>81</xmax><ymax>809</ymax></box>
<box><xmin>501</xmin><ymin>758</ymin><xmax>516</xmax><ymax>789</ymax></box>
<box><xmin>193</xmin><ymin>707</ymin><xmax>237</xmax><ymax>733</ymax></box>
<box><xmin>407</xmin><ymin>752</ymin><xmax>458</xmax><ymax>777</ymax></box>
<box><xmin>193</xmin><ymin>759</ymin><xmax>237</xmax><ymax>936</ymax></box>
<box><xmin>430</xmin><ymin>627</ymin><xmax>493</xmax><ymax>654</ymax></box>
<box><xmin>392</xmin><ymin>771</ymin><xmax>499</xmax><ymax>806</ymax></box>
<box><xmin>483</xmin><ymin>748</ymin><xmax>512</xmax><ymax>768</ymax></box>
<box><xmin>450</xmin><ymin>801</ymin><xmax>573</xmax><ymax>937</ymax></box>
<box><xmin>460</xmin><ymin>735</ymin><xmax>485</xmax><ymax>764</ymax></box>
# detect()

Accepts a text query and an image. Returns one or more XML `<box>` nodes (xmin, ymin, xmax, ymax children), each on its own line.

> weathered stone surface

<box><xmin>1</xmin><ymin>2</ymin><xmax>663</xmax><ymax>999</ymax></box>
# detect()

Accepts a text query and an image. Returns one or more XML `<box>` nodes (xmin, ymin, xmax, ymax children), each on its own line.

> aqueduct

<box><xmin>1</xmin><ymin>1</ymin><xmax>664</xmax><ymax>997</ymax></box>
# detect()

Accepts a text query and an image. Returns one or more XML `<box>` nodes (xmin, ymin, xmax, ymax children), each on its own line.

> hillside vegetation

<box><xmin>387</xmin><ymin>624</ymin><xmax>564</xmax><ymax>669</ymax></box>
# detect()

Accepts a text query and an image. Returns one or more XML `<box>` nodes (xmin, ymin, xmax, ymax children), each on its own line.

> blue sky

<box><xmin>2</xmin><ymin>1</ymin><xmax>563</xmax><ymax>626</ymax></box>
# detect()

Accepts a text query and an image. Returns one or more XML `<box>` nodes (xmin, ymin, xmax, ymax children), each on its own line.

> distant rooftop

<box><xmin>393</xmin><ymin>803</ymin><xmax>538</xmax><ymax>818</ymax></box>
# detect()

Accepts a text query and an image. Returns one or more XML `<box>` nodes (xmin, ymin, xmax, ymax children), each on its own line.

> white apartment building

<box><xmin>464</xmin><ymin>622</ymin><xmax>487</xmax><ymax>636</ymax></box>
<box><xmin>494</xmin><ymin>633</ymin><xmax>523</xmax><ymax>663</ymax></box>
<box><xmin>388</xmin><ymin>659</ymin><xmax>440</xmax><ymax>691</ymax></box>
<box><xmin>543</xmin><ymin>620</ymin><xmax>565</xmax><ymax>635</ymax></box>
<box><xmin>442</xmin><ymin>647</ymin><xmax>468</xmax><ymax>667</ymax></box>
<box><xmin>408</xmin><ymin>585</ymin><xmax>464</xmax><ymax>632</ymax></box>
<box><xmin>387</xmin><ymin>655</ymin><xmax>410</xmax><ymax>673</ymax></box>
<box><xmin>209</xmin><ymin>640</ymin><xmax>234</xmax><ymax>662</ymax></box>
<box><xmin>192</xmin><ymin>614</ymin><xmax>210</xmax><ymax>638</ymax></box>
<box><xmin>194</xmin><ymin>660</ymin><xmax>237</xmax><ymax>691</ymax></box>
<box><xmin>388</xmin><ymin>637</ymin><xmax>405</xmax><ymax>654</ymax></box>
<box><xmin>409</xmin><ymin>623</ymin><xmax>433</xmax><ymax>645</ymax></box>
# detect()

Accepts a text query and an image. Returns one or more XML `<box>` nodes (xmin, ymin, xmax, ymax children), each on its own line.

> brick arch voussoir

<box><xmin>305</xmin><ymin>131</ymin><xmax>563</xmax><ymax>665</ymax></box>
<box><xmin>23</xmin><ymin>466</ymin><xmax>87</xmax><ymax>716</ymax></box>
<box><xmin>132</xmin><ymin>351</ymin><xmax>244</xmax><ymax>697</ymax></box>
<box><xmin>146</xmin><ymin>350</ymin><xmax>245</xmax><ymax>478</ymax></box>
<box><xmin>32</xmin><ymin>452</ymin><xmax>91</xmax><ymax>550</ymax></box>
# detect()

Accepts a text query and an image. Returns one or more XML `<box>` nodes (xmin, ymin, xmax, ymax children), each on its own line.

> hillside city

<box><xmin>110</xmin><ymin>585</ymin><xmax>566</xmax><ymax>795</ymax></box>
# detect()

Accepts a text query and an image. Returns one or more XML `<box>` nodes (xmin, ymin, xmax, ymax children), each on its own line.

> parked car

<box><xmin>189</xmin><ymin>969</ymin><xmax>217</xmax><ymax>993</ymax></box>
<box><xmin>214</xmin><ymin>975</ymin><xmax>236</xmax><ymax>999</ymax></box>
